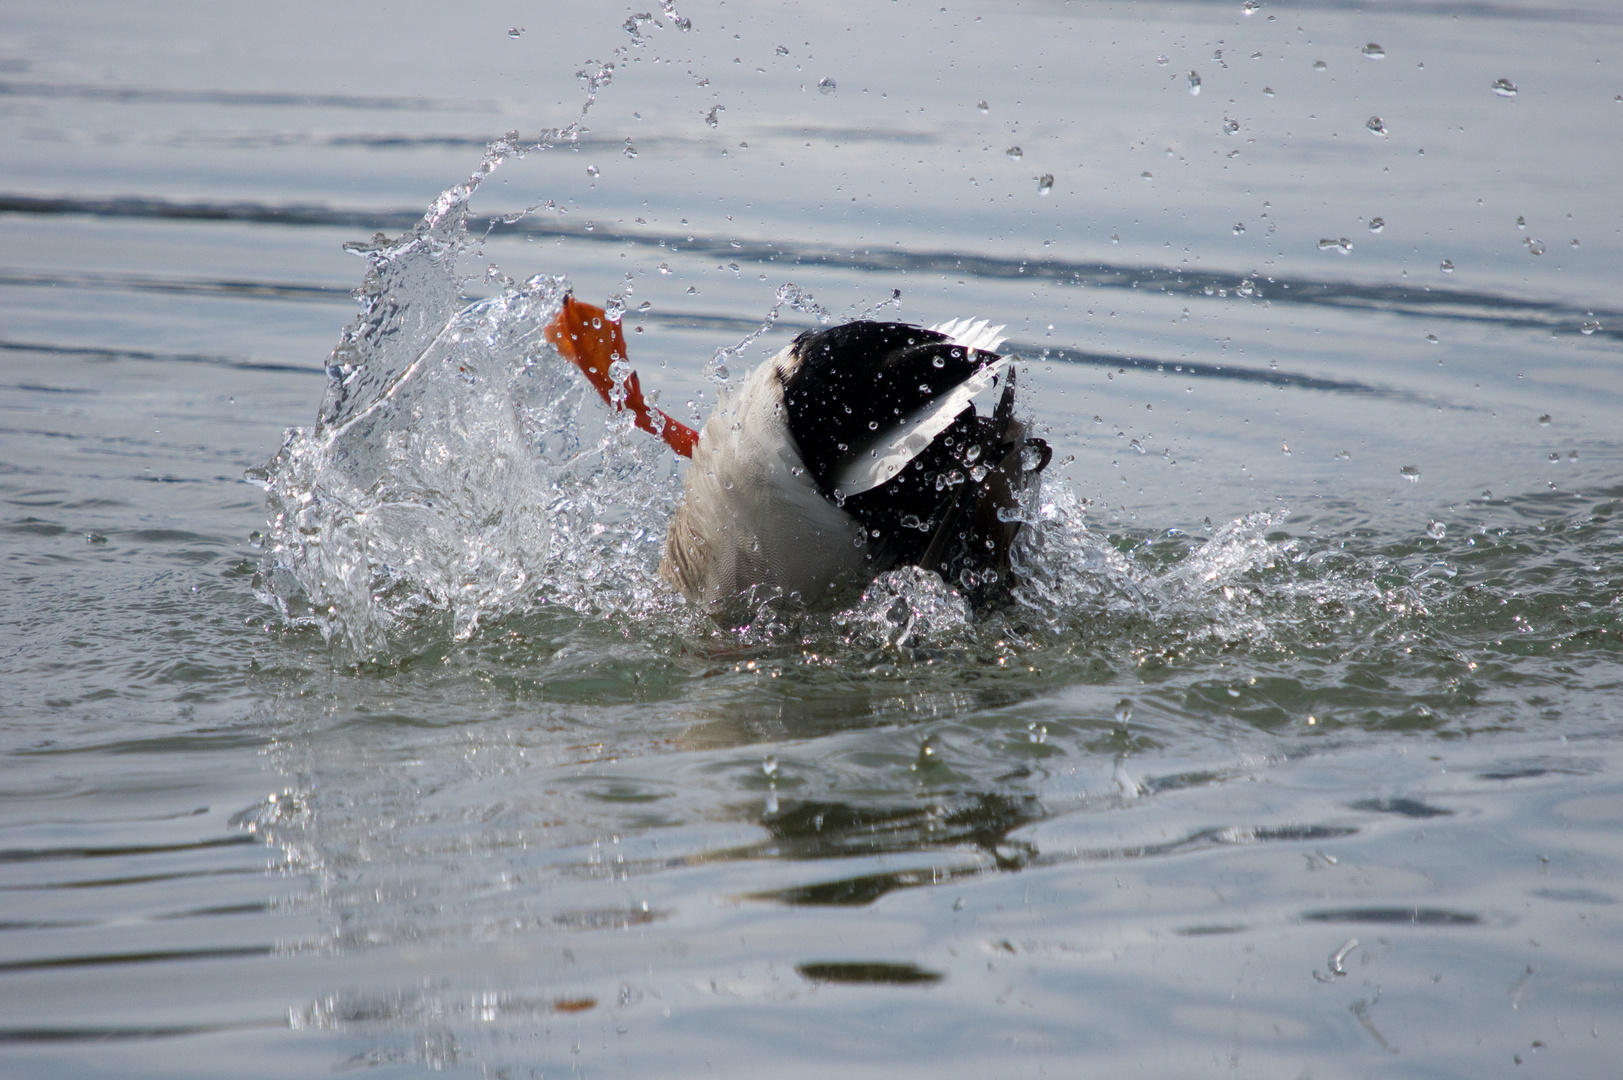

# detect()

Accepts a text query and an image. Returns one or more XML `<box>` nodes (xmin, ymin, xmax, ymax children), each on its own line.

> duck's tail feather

<box><xmin>927</xmin><ymin>317</ymin><xmax>1007</xmax><ymax>354</ymax></box>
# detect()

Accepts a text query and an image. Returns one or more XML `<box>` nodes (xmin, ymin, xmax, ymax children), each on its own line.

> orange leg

<box><xmin>543</xmin><ymin>295</ymin><xmax>699</xmax><ymax>458</ymax></box>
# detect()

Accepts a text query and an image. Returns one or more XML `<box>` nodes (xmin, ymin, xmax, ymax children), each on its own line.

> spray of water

<box><xmin>248</xmin><ymin>15</ymin><xmax>1371</xmax><ymax>661</ymax></box>
<box><xmin>249</xmin><ymin>35</ymin><xmax>693</xmax><ymax>655</ymax></box>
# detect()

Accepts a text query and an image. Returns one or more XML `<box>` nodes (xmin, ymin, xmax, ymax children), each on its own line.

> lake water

<box><xmin>3</xmin><ymin>1</ymin><xmax>1622</xmax><ymax>1076</ymax></box>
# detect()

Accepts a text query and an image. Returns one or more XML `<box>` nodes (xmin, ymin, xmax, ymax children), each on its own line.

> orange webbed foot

<box><xmin>543</xmin><ymin>294</ymin><xmax>699</xmax><ymax>458</ymax></box>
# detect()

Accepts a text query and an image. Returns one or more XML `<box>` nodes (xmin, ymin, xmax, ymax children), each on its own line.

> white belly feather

<box><xmin>660</xmin><ymin>349</ymin><xmax>868</xmax><ymax>618</ymax></box>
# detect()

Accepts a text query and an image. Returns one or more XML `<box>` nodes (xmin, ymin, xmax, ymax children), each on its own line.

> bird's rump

<box><xmin>661</xmin><ymin>319</ymin><xmax>1051</xmax><ymax>624</ymax></box>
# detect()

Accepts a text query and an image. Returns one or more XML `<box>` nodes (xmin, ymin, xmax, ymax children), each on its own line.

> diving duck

<box><xmin>545</xmin><ymin>296</ymin><xmax>1051</xmax><ymax>625</ymax></box>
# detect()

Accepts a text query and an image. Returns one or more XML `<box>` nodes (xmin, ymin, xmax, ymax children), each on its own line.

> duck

<box><xmin>545</xmin><ymin>295</ymin><xmax>1051</xmax><ymax>626</ymax></box>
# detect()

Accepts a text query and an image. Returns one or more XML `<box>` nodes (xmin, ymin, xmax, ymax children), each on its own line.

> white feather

<box><xmin>661</xmin><ymin>345</ymin><xmax>869</xmax><ymax>617</ymax></box>
<box><xmin>927</xmin><ymin>317</ymin><xmax>1007</xmax><ymax>354</ymax></box>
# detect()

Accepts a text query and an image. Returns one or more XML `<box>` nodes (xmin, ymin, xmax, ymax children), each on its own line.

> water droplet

<box><xmin>705</xmin><ymin>105</ymin><xmax>724</xmax><ymax>127</ymax></box>
<box><xmin>1233</xmin><ymin>222</ymin><xmax>1246</xmax><ymax>235</ymax></box>
<box><xmin>1223</xmin><ymin>117</ymin><xmax>1240</xmax><ymax>134</ymax></box>
<box><xmin>1241</xmin><ymin>0</ymin><xmax>1260</xmax><ymax>14</ymax></box>
<box><xmin>508</xmin><ymin>27</ymin><xmax>524</xmax><ymax>38</ymax></box>
<box><xmin>1281</xmin><ymin>441</ymin><xmax>1291</xmax><ymax>455</ymax></box>
<box><xmin>1425</xmin><ymin>520</ymin><xmax>1446</xmax><ymax>539</ymax></box>
<box><xmin>1313</xmin><ymin>60</ymin><xmax>1327</xmax><ymax>71</ymax></box>
<box><xmin>604</xmin><ymin>295</ymin><xmax>627</xmax><ymax>323</ymax></box>
<box><xmin>1335</xmin><ymin>449</ymin><xmax>1351</xmax><ymax>460</ymax></box>
<box><xmin>1263</xmin><ymin>86</ymin><xmax>1274</xmax><ymax>96</ymax></box>
<box><xmin>917</xmin><ymin>735</ymin><xmax>940</xmax><ymax>767</ymax></box>
<box><xmin>1188</xmin><ymin>71</ymin><xmax>1202</xmax><ymax>94</ymax></box>
<box><xmin>686</xmin><ymin>285</ymin><xmax>698</xmax><ymax>294</ymax></box>
<box><xmin>931</xmin><ymin>355</ymin><xmax>945</xmax><ymax>368</ymax></box>
<box><xmin>586</xmin><ymin>164</ymin><xmax>600</xmax><ymax>178</ymax></box>
<box><xmin>1368</xmin><ymin>217</ymin><xmax>1385</xmax><ymax>233</ymax></box>
<box><xmin>1517</xmin><ymin>215</ymin><xmax>1526</xmax><ymax>230</ymax></box>
<box><xmin>1525</xmin><ymin>238</ymin><xmax>1545</xmax><ymax>256</ymax></box>
<box><xmin>1362</xmin><ymin>43</ymin><xmax>1385</xmax><ymax>59</ymax></box>
<box><xmin>1400</xmin><ymin>465</ymin><xmax>1422</xmax><ymax>482</ymax></box>
<box><xmin>1492</xmin><ymin>78</ymin><xmax>1518</xmax><ymax>97</ymax></box>
<box><xmin>1114</xmin><ymin>699</ymin><xmax>1133</xmax><ymax>724</ymax></box>
<box><xmin>1236</xmin><ymin>278</ymin><xmax>1256</xmax><ymax>296</ymax></box>
<box><xmin>977</xmin><ymin>99</ymin><xmax>990</xmax><ymax>112</ymax></box>
<box><xmin>1425</xmin><ymin>333</ymin><xmax>1439</xmax><ymax>344</ymax></box>
<box><xmin>1580</xmin><ymin>320</ymin><xmax>1601</xmax><ymax>335</ymax></box>
<box><xmin>1005</xmin><ymin>146</ymin><xmax>1023</xmax><ymax>160</ymax></box>
<box><xmin>1538</xmin><ymin>414</ymin><xmax>1552</xmax><ymax>425</ymax></box>
<box><xmin>1141</xmin><ymin>170</ymin><xmax>1153</xmax><ymax>180</ymax></box>
<box><xmin>762</xmin><ymin>755</ymin><xmax>778</xmax><ymax>778</ymax></box>
<box><xmin>1037</xmin><ymin>173</ymin><xmax>1054</xmax><ymax>194</ymax></box>
<box><xmin>776</xmin><ymin>44</ymin><xmax>789</xmax><ymax>55</ymax></box>
<box><xmin>817</xmin><ymin>76</ymin><xmax>836</xmax><ymax>94</ymax></box>
<box><xmin>1366</xmin><ymin>116</ymin><xmax>1387</xmax><ymax>136</ymax></box>
<box><xmin>1318</xmin><ymin>237</ymin><xmax>1353</xmax><ymax>253</ymax></box>
<box><xmin>1440</xmin><ymin>259</ymin><xmax>1454</xmax><ymax>273</ymax></box>
<box><xmin>623</xmin><ymin>144</ymin><xmax>638</xmax><ymax>158</ymax></box>
<box><xmin>657</xmin><ymin>263</ymin><xmax>671</xmax><ymax>275</ymax></box>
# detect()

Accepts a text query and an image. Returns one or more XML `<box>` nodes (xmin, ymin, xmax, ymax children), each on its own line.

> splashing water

<box><xmin>252</xmin><ymin>267</ymin><xmax>692</xmax><ymax>654</ymax></box>
<box><xmin>250</xmin><ymin>61</ymin><xmax>691</xmax><ymax>655</ymax></box>
<box><xmin>249</xmin><ymin>61</ymin><xmax>1412</xmax><ymax>662</ymax></box>
<box><xmin>704</xmin><ymin>282</ymin><xmax>832</xmax><ymax>386</ymax></box>
<box><xmin>253</xmin><ymin>196</ymin><xmax>1335</xmax><ymax>661</ymax></box>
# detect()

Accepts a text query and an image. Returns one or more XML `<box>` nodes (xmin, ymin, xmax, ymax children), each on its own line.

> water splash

<box><xmin>251</xmin><ymin>266</ymin><xmax>688</xmax><ymax>654</ymax></box>
<box><xmin>251</xmin><ymin>59</ymin><xmax>690</xmax><ymax>655</ymax></box>
<box><xmin>249</xmin><ymin>61</ymin><xmax>1423</xmax><ymax>663</ymax></box>
<box><xmin>835</xmin><ymin>565</ymin><xmax>975</xmax><ymax>649</ymax></box>
<box><xmin>705</xmin><ymin>282</ymin><xmax>832</xmax><ymax>385</ymax></box>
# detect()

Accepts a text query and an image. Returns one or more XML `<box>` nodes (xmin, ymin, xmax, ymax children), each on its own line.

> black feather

<box><xmin>777</xmin><ymin>321</ymin><xmax>1051</xmax><ymax>608</ymax></box>
<box><xmin>779</xmin><ymin>321</ymin><xmax>996</xmax><ymax>495</ymax></box>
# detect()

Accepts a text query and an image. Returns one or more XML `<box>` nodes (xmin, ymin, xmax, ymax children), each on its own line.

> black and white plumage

<box><xmin>660</xmin><ymin>319</ymin><xmax>1051</xmax><ymax>624</ymax></box>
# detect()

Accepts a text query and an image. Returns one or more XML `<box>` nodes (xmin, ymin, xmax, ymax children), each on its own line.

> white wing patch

<box><xmin>831</xmin><ymin>355</ymin><xmax>1012</xmax><ymax>497</ymax></box>
<box><xmin>831</xmin><ymin>317</ymin><xmax>1011</xmax><ymax>497</ymax></box>
<box><xmin>928</xmin><ymin>317</ymin><xmax>1007</xmax><ymax>354</ymax></box>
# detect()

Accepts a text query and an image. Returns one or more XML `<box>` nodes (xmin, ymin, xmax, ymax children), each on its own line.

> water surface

<box><xmin>3</xmin><ymin>1</ymin><xmax>1621</xmax><ymax>1076</ymax></box>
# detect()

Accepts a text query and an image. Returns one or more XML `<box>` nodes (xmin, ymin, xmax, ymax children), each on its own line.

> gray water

<box><xmin>3</xmin><ymin>1</ymin><xmax>1622</xmax><ymax>1076</ymax></box>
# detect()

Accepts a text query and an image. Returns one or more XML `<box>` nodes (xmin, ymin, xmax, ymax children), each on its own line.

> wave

<box><xmin>7</xmin><ymin>192</ymin><xmax>1615</xmax><ymax>343</ymax></box>
<box><xmin>0</xmin><ymin>79</ymin><xmax>497</xmax><ymax>113</ymax></box>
